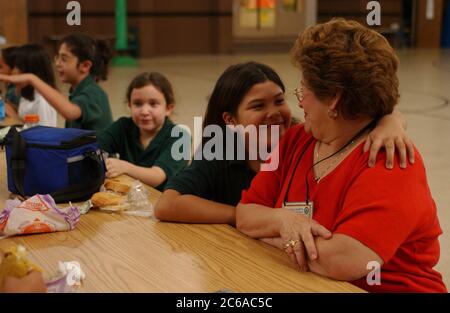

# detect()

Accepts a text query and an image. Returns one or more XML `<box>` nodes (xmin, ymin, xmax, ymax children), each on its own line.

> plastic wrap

<box><xmin>98</xmin><ymin>180</ymin><xmax>154</xmax><ymax>217</ymax></box>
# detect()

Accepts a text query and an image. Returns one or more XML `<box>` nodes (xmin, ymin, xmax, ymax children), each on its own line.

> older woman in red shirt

<box><xmin>236</xmin><ymin>18</ymin><xmax>447</xmax><ymax>293</ymax></box>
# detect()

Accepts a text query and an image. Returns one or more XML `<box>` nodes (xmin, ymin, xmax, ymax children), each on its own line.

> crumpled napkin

<box><xmin>46</xmin><ymin>261</ymin><xmax>85</xmax><ymax>293</ymax></box>
<box><xmin>0</xmin><ymin>194</ymin><xmax>80</xmax><ymax>238</ymax></box>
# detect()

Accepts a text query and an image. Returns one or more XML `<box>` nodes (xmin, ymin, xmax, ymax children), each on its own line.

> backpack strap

<box><xmin>9</xmin><ymin>127</ymin><xmax>27</xmax><ymax>197</ymax></box>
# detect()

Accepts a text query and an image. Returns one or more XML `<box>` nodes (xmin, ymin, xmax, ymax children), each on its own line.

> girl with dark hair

<box><xmin>155</xmin><ymin>62</ymin><xmax>291</xmax><ymax>224</ymax></box>
<box><xmin>0</xmin><ymin>33</ymin><xmax>113</xmax><ymax>131</ymax></box>
<box><xmin>0</xmin><ymin>46</ymin><xmax>21</xmax><ymax>109</ymax></box>
<box><xmin>97</xmin><ymin>72</ymin><xmax>189</xmax><ymax>190</ymax></box>
<box><xmin>155</xmin><ymin>61</ymin><xmax>414</xmax><ymax>226</ymax></box>
<box><xmin>5</xmin><ymin>44</ymin><xmax>57</xmax><ymax>127</ymax></box>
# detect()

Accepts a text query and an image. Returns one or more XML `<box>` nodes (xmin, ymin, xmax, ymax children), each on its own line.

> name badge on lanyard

<box><xmin>283</xmin><ymin>201</ymin><xmax>314</xmax><ymax>219</ymax></box>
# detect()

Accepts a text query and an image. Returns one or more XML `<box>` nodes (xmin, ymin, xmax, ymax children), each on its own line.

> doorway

<box><xmin>232</xmin><ymin>0</ymin><xmax>317</xmax><ymax>40</ymax></box>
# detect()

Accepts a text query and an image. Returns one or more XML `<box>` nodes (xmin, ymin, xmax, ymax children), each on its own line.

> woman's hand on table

<box><xmin>276</xmin><ymin>210</ymin><xmax>332</xmax><ymax>272</ymax></box>
<box><xmin>260</xmin><ymin>237</ymin><xmax>284</xmax><ymax>249</ymax></box>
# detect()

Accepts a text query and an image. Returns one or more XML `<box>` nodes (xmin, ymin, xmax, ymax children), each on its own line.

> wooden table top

<box><xmin>0</xmin><ymin>152</ymin><xmax>363</xmax><ymax>292</ymax></box>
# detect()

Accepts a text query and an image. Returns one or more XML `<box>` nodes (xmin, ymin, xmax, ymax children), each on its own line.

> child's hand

<box><xmin>364</xmin><ymin>113</ymin><xmax>415</xmax><ymax>169</ymax></box>
<box><xmin>105</xmin><ymin>158</ymin><xmax>131</xmax><ymax>178</ymax></box>
<box><xmin>0</xmin><ymin>73</ymin><xmax>31</xmax><ymax>84</ymax></box>
<box><xmin>0</xmin><ymin>73</ymin><xmax>33</xmax><ymax>93</ymax></box>
<box><xmin>1</xmin><ymin>271</ymin><xmax>47</xmax><ymax>293</ymax></box>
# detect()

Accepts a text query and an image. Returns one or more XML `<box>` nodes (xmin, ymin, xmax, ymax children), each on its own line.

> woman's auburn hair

<box><xmin>291</xmin><ymin>18</ymin><xmax>400</xmax><ymax>120</ymax></box>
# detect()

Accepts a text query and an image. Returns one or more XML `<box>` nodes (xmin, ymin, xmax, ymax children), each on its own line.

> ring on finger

<box><xmin>284</xmin><ymin>239</ymin><xmax>299</xmax><ymax>250</ymax></box>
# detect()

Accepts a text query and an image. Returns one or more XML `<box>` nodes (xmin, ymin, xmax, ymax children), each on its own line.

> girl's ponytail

<box><xmin>94</xmin><ymin>38</ymin><xmax>112</xmax><ymax>81</ymax></box>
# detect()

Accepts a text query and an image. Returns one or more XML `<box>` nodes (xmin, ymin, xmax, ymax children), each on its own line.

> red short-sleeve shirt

<box><xmin>241</xmin><ymin>124</ymin><xmax>447</xmax><ymax>293</ymax></box>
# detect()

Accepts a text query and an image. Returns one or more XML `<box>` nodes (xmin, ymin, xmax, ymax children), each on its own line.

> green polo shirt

<box><xmin>165</xmin><ymin>156</ymin><xmax>256</xmax><ymax>206</ymax></box>
<box><xmin>66</xmin><ymin>75</ymin><xmax>113</xmax><ymax>131</ymax></box>
<box><xmin>97</xmin><ymin>117</ymin><xmax>189</xmax><ymax>191</ymax></box>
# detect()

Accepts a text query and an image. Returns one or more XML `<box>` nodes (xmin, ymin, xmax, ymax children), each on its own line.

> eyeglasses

<box><xmin>293</xmin><ymin>85</ymin><xmax>304</xmax><ymax>102</ymax></box>
<box><xmin>54</xmin><ymin>54</ymin><xmax>75</xmax><ymax>64</ymax></box>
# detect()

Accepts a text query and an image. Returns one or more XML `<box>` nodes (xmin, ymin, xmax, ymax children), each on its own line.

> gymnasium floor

<box><xmin>58</xmin><ymin>49</ymin><xmax>450</xmax><ymax>288</ymax></box>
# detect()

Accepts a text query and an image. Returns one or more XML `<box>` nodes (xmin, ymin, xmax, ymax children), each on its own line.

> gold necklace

<box><xmin>313</xmin><ymin>140</ymin><xmax>356</xmax><ymax>182</ymax></box>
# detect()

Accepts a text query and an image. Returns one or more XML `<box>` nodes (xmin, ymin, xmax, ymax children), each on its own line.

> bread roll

<box><xmin>104</xmin><ymin>180</ymin><xmax>130</xmax><ymax>194</ymax></box>
<box><xmin>91</xmin><ymin>192</ymin><xmax>125</xmax><ymax>208</ymax></box>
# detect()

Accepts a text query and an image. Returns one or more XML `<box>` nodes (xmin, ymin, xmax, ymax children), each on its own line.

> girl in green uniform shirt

<box><xmin>0</xmin><ymin>34</ymin><xmax>113</xmax><ymax>131</ymax></box>
<box><xmin>97</xmin><ymin>72</ymin><xmax>190</xmax><ymax>191</ymax></box>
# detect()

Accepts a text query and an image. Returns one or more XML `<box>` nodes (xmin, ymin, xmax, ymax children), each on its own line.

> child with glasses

<box><xmin>0</xmin><ymin>34</ymin><xmax>113</xmax><ymax>131</ymax></box>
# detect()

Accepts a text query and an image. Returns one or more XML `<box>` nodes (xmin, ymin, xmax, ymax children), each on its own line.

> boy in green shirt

<box><xmin>0</xmin><ymin>34</ymin><xmax>113</xmax><ymax>131</ymax></box>
<box><xmin>66</xmin><ymin>74</ymin><xmax>112</xmax><ymax>130</ymax></box>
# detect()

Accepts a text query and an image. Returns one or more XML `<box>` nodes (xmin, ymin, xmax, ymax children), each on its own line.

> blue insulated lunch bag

<box><xmin>3</xmin><ymin>126</ymin><xmax>105</xmax><ymax>203</ymax></box>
